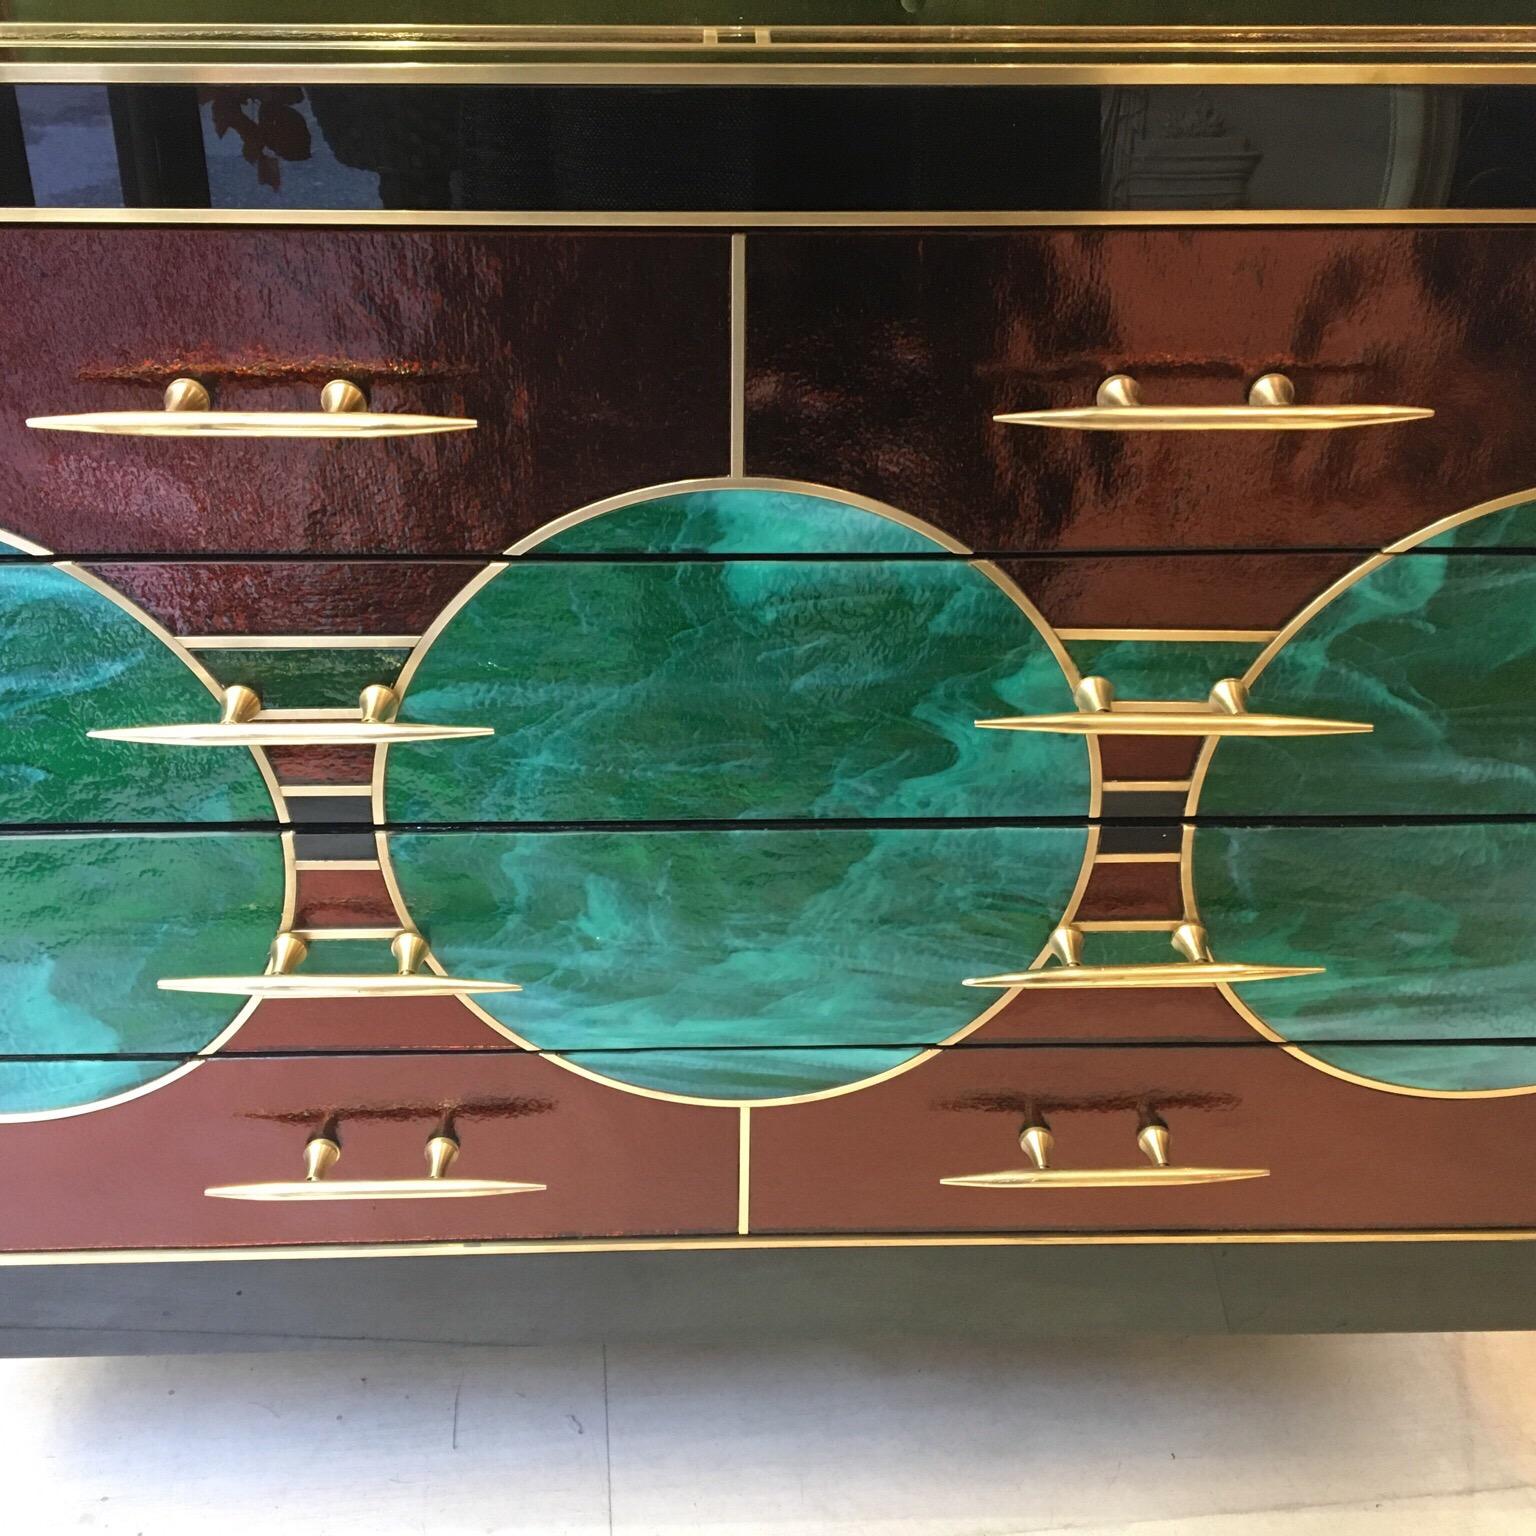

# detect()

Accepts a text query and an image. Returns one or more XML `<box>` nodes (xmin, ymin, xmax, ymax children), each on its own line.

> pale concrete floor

<box><xmin>6</xmin><ymin>1331</ymin><xmax>1536</xmax><ymax>1534</ymax></box>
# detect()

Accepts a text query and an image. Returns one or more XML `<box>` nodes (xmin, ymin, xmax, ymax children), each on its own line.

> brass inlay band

<box><xmin>941</xmin><ymin>1120</ymin><xmax>1269</xmax><ymax>1191</ymax></box>
<box><xmin>1058</xmin><ymin>628</ymin><xmax>1279</xmax><ymax>644</ymax></box>
<box><xmin>183</xmin><ymin>635</ymin><xmax>422</xmax><ymax>651</ymax></box>
<box><xmin>279</xmin><ymin>784</ymin><xmax>374</xmax><ymax>798</ymax></box>
<box><xmin>205</xmin><ymin>1131</ymin><xmax>545</xmax><ymax>1202</ymax></box>
<box><xmin>29</xmin><ymin>377</ymin><xmax>476</xmax><ymax>440</ymax></box>
<box><xmin>1094</xmin><ymin>852</ymin><xmax>1182</xmax><ymax>865</ymax></box>
<box><xmin>18</xmin><ymin>209</ymin><xmax>1536</xmax><ymax>230</ymax></box>
<box><xmin>997</xmin><ymin>373</ymin><xmax>1432</xmax><ymax>434</ymax></box>
<box><xmin>964</xmin><ymin>922</ymin><xmax>1321</xmax><ymax>992</ymax></box>
<box><xmin>978</xmin><ymin>675</ymin><xmax>1371</xmax><ymax>739</ymax></box>
<box><xmin>159</xmin><ymin>928</ymin><xmax>522</xmax><ymax>1001</ymax></box>
<box><xmin>90</xmin><ymin>682</ymin><xmax>493</xmax><ymax>748</ymax></box>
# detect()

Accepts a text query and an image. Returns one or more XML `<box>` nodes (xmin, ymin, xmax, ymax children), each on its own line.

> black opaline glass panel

<box><xmin>9</xmin><ymin>84</ymin><xmax>1536</xmax><ymax>211</ymax></box>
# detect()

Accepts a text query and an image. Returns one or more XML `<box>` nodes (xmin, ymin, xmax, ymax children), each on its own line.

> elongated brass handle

<box><xmin>976</xmin><ymin>675</ymin><xmax>1371</xmax><ymax>739</ymax></box>
<box><xmin>994</xmin><ymin>372</ymin><xmax>1432</xmax><ymax>432</ymax></box>
<box><xmin>160</xmin><ymin>929</ymin><xmax>523</xmax><ymax>1000</ymax></box>
<box><xmin>941</xmin><ymin>1118</ymin><xmax>1269</xmax><ymax>1189</ymax></box>
<box><xmin>88</xmin><ymin>682</ymin><xmax>493</xmax><ymax>748</ymax></box>
<box><xmin>963</xmin><ymin>921</ymin><xmax>1322</xmax><ymax>991</ymax></box>
<box><xmin>205</xmin><ymin>1130</ymin><xmax>546</xmax><ymax>1202</ymax></box>
<box><xmin>29</xmin><ymin>377</ymin><xmax>477</xmax><ymax>439</ymax></box>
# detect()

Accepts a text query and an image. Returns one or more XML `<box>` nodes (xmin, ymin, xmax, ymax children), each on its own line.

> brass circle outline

<box><xmin>372</xmin><ymin>475</ymin><xmax>1100</xmax><ymax>1109</ymax></box>
<box><xmin>1182</xmin><ymin>487</ymin><xmax>1536</xmax><ymax>1100</ymax></box>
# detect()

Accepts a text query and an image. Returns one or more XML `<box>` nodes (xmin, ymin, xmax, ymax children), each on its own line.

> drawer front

<box><xmin>745</xmin><ymin>228</ymin><xmax>1536</xmax><ymax>551</ymax></box>
<box><xmin>6</xmin><ymin>1038</ymin><xmax>1536</xmax><ymax>1255</ymax></box>
<box><xmin>0</xmin><ymin>228</ymin><xmax>730</xmax><ymax>554</ymax></box>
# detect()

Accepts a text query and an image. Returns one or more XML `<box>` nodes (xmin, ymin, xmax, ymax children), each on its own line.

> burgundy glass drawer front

<box><xmin>745</xmin><ymin>227</ymin><xmax>1536</xmax><ymax>551</ymax></box>
<box><xmin>1</xmin><ymin>228</ymin><xmax>730</xmax><ymax>555</ymax></box>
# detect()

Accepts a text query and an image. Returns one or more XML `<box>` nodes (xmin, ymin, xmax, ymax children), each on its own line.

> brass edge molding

<box><xmin>371</xmin><ymin>472</ymin><xmax>1098</xmax><ymax>1111</ymax></box>
<box><xmin>280</xmin><ymin>784</ymin><xmax>373</xmax><ymax>797</ymax></box>
<box><xmin>6</xmin><ymin>1228</ymin><xmax>1536</xmax><ymax>1269</ymax></box>
<box><xmin>16</xmin><ymin>63</ymin><xmax>1536</xmax><ymax>86</ymax></box>
<box><xmin>1183</xmin><ymin>484</ymin><xmax>1536</xmax><ymax>1101</ymax></box>
<box><xmin>18</xmin><ymin>208</ymin><xmax>1536</xmax><ymax>230</ymax></box>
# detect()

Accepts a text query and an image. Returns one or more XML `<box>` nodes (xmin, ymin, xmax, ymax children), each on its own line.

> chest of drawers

<box><xmin>5</xmin><ymin>12</ymin><xmax>1536</xmax><ymax>1270</ymax></box>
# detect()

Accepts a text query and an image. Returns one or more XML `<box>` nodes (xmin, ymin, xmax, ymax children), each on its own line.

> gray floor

<box><xmin>8</xmin><ymin>1245</ymin><xmax>1536</xmax><ymax>1533</ymax></box>
<box><xmin>6</xmin><ymin>1330</ymin><xmax>1536</xmax><ymax>1532</ymax></box>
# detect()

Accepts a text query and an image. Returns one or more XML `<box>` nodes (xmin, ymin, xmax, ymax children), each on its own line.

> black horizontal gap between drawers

<box><xmin>12</xmin><ymin>814</ymin><xmax>1536</xmax><ymax>835</ymax></box>
<box><xmin>3</xmin><ymin>1039</ymin><xmax>1534</xmax><ymax>1064</ymax></box>
<box><xmin>7</xmin><ymin>548</ymin><xmax>1536</xmax><ymax>564</ymax></box>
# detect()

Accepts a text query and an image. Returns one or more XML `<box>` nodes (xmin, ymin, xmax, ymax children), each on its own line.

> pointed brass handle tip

<box><xmin>206</xmin><ymin>1128</ymin><xmax>546</xmax><ymax>1202</ymax></box>
<box><xmin>159</xmin><ymin>928</ymin><xmax>523</xmax><ymax>1000</ymax></box>
<box><xmin>28</xmin><ymin>375</ymin><xmax>477</xmax><ymax>438</ymax></box>
<box><xmin>975</xmin><ymin>675</ymin><xmax>1372</xmax><ymax>738</ymax></box>
<box><xmin>88</xmin><ymin>682</ymin><xmax>494</xmax><ymax>748</ymax></box>
<box><xmin>993</xmin><ymin>371</ymin><xmax>1432</xmax><ymax>432</ymax></box>
<box><xmin>940</xmin><ymin>1117</ymin><xmax>1269</xmax><ymax>1190</ymax></box>
<box><xmin>962</xmin><ymin>921</ymin><xmax>1323</xmax><ymax>991</ymax></box>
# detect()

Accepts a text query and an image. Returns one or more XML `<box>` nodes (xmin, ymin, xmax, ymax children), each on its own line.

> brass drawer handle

<box><xmin>29</xmin><ymin>377</ymin><xmax>477</xmax><ymax>440</ymax></box>
<box><xmin>159</xmin><ymin>929</ymin><xmax>522</xmax><ymax>1001</ymax></box>
<box><xmin>963</xmin><ymin>921</ymin><xmax>1320</xmax><ymax>992</ymax></box>
<box><xmin>942</xmin><ymin>1120</ymin><xmax>1269</xmax><ymax>1190</ymax></box>
<box><xmin>206</xmin><ymin>1131</ymin><xmax>545</xmax><ymax>1202</ymax></box>
<box><xmin>976</xmin><ymin>675</ymin><xmax>1371</xmax><ymax>739</ymax></box>
<box><xmin>995</xmin><ymin>372</ymin><xmax>1431</xmax><ymax>432</ymax></box>
<box><xmin>89</xmin><ymin>682</ymin><xmax>493</xmax><ymax>748</ymax></box>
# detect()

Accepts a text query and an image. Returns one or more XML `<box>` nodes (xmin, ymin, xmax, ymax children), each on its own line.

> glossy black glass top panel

<box><xmin>6</xmin><ymin>84</ymin><xmax>1536</xmax><ymax>212</ymax></box>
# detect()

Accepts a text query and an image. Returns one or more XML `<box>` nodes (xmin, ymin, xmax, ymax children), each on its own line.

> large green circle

<box><xmin>1195</xmin><ymin>499</ymin><xmax>1536</xmax><ymax>1093</ymax></box>
<box><xmin>384</xmin><ymin>487</ymin><xmax>1091</xmax><ymax>1100</ymax></box>
<box><xmin>0</xmin><ymin>563</ymin><xmax>282</xmax><ymax>1114</ymax></box>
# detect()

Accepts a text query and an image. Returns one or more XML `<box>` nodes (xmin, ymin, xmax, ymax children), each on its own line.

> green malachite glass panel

<box><xmin>1197</xmin><ymin>551</ymin><xmax>1536</xmax><ymax>817</ymax></box>
<box><xmin>201</xmin><ymin>648</ymin><xmax>413</xmax><ymax>710</ymax></box>
<box><xmin>1193</xmin><ymin>824</ymin><xmax>1536</xmax><ymax>1093</ymax></box>
<box><xmin>388</xmin><ymin>489</ymin><xmax>1087</xmax><ymax>823</ymax></box>
<box><xmin>538</xmin><ymin>489</ymin><xmax>942</xmax><ymax>555</ymax></box>
<box><xmin>388</xmin><ymin>825</ymin><xmax>1085</xmax><ymax>1100</ymax></box>
<box><xmin>0</xmin><ymin>564</ymin><xmax>276</xmax><ymax>824</ymax></box>
<box><xmin>0</xmin><ymin>832</ymin><xmax>285</xmax><ymax>1114</ymax></box>
<box><xmin>1421</xmin><ymin>499</ymin><xmax>1536</xmax><ymax>550</ymax></box>
<box><xmin>1064</xmin><ymin>640</ymin><xmax>1265</xmax><ymax>701</ymax></box>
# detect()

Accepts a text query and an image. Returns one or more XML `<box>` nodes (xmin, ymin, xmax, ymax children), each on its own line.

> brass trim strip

<box><xmin>14</xmin><ymin>208</ymin><xmax>1536</xmax><ymax>230</ymax></box>
<box><xmin>1076</xmin><ymin>919</ymin><xmax>1182</xmax><ymax>932</ymax></box>
<box><xmin>1059</xmin><ymin>628</ymin><xmax>1279</xmax><ymax>644</ymax></box>
<box><xmin>1103</xmin><ymin>779</ymin><xmax>1193</xmax><ymax>793</ymax></box>
<box><xmin>737</xmin><ymin>1106</ymin><xmax>751</xmax><ymax>1236</ymax></box>
<box><xmin>279</xmin><ymin>784</ymin><xmax>373</xmax><ymax>797</ymax></box>
<box><xmin>729</xmin><ymin>232</ymin><xmax>746</xmax><ymax>479</ymax></box>
<box><xmin>291</xmin><ymin>927</ymin><xmax>403</xmax><ymax>941</ymax></box>
<box><xmin>1094</xmin><ymin>852</ymin><xmax>1182</xmax><ymax>864</ymax></box>
<box><xmin>12</xmin><ymin>63</ymin><xmax>1536</xmax><ymax>85</ymax></box>
<box><xmin>183</xmin><ymin>635</ymin><xmax>421</xmax><ymax>650</ymax></box>
<box><xmin>4</xmin><ymin>1229</ymin><xmax>1536</xmax><ymax>1268</ymax></box>
<box><xmin>292</xmin><ymin>859</ymin><xmax>380</xmax><ymax>873</ymax></box>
